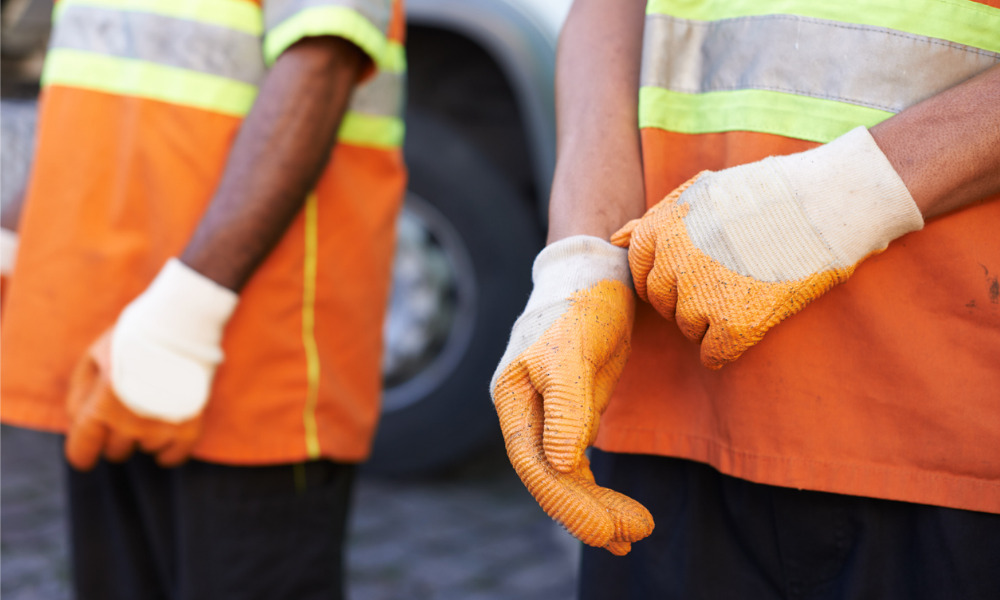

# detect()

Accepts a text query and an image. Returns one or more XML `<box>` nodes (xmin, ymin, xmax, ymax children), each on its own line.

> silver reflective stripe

<box><xmin>264</xmin><ymin>0</ymin><xmax>390</xmax><ymax>34</ymax></box>
<box><xmin>642</xmin><ymin>13</ymin><xmax>1000</xmax><ymax>114</ymax></box>
<box><xmin>348</xmin><ymin>68</ymin><xmax>403</xmax><ymax>117</ymax></box>
<box><xmin>50</xmin><ymin>4</ymin><xmax>266</xmax><ymax>86</ymax></box>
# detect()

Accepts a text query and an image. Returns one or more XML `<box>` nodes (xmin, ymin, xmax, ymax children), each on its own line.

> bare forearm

<box><xmin>546</xmin><ymin>0</ymin><xmax>647</xmax><ymax>244</ymax></box>
<box><xmin>181</xmin><ymin>37</ymin><xmax>367</xmax><ymax>291</ymax></box>
<box><xmin>871</xmin><ymin>64</ymin><xmax>1000</xmax><ymax>220</ymax></box>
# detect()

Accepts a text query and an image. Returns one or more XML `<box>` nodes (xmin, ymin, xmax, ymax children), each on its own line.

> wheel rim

<box><xmin>381</xmin><ymin>191</ymin><xmax>477</xmax><ymax>413</ymax></box>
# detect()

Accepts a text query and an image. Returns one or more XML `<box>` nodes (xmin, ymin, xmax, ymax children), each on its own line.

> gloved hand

<box><xmin>65</xmin><ymin>259</ymin><xmax>238</xmax><ymax>470</ymax></box>
<box><xmin>491</xmin><ymin>236</ymin><xmax>654</xmax><ymax>555</ymax></box>
<box><xmin>612</xmin><ymin>127</ymin><xmax>924</xmax><ymax>369</ymax></box>
<box><xmin>0</xmin><ymin>227</ymin><xmax>17</xmax><ymax>312</ymax></box>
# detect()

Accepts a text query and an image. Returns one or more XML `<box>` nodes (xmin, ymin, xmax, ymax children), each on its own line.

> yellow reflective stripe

<box><xmin>53</xmin><ymin>0</ymin><xmax>262</xmax><ymax>35</ymax></box>
<box><xmin>42</xmin><ymin>48</ymin><xmax>257</xmax><ymax>116</ymax></box>
<box><xmin>301</xmin><ymin>193</ymin><xmax>322</xmax><ymax>460</ymax></box>
<box><xmin>338</xmin><ymin>110</ymin><xmax>404</xmax><ymax>148</ymax></box>
<box><xmin>639</xmin><ymin>87</ymin><xmax>894</xmax><ymax>143</ymax></box>
<box><xmin>383</xmin><ymin>40</ymin><xmax>406</xmax><ymax>74</ymax></box>
<box><xmin>647</xmin><ymin>0</ymin><xmax>1000</xmax><ymax>53</ymax></box>
<box><xmin>263</xmin><ymin>5</ymin><xmax>387</xmax><ymax>66</ymax></box>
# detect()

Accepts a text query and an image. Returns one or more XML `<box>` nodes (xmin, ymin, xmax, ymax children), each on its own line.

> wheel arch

<box><xmin>406</xmin><ymin>0</ymin><xmax>565</xmax><ymax>225</ymax></box>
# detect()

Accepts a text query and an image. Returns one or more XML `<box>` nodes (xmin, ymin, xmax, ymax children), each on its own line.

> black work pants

<box><xmin>67</xmin><ymin>454</ymin><xmax>355</xmax><ymax>600</ymax></box>
<box><xmin>579</xmin><ymin>450</ymin><xmax>1000</xmax><ymax>600</ymax></box>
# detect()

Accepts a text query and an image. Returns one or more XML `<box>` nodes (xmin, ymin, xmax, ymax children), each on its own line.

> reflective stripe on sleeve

<box><xmin>262</xmin><ymin>4</ymin><xmax>389</xmax><ymax>66</ymax></box>
<box><xmin>646</xmin><ymin>0</ymin><xmax>1000</xmax><ymax>53</ymax></box>
<box><xmin>265</xmin><ymin>0</ymin><xmax>391</xmax><ymax>36</ymax></box>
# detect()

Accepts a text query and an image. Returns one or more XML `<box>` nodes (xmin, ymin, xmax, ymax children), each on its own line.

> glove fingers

<box><xmin>675</xmin><ymin>297</ymin><xmax>710</xmax><ymax>343</ymax></box>
<box><xmin>610</xmin><ymin>218</ymin><xmax>639</xmax><ymax>248</ymax></box>
<box><xmin>539</xmin><ymin>356</ymin><xmax>595</xmax><ymax>474</ymax></box>
<box><xmin>66</xmin><ymin>349</ymin><xmax>100</xmax><ymax>422</ymax></box>
<box><xmin>495</xmin><ymin>373</ymin><xmax>616</xmax><ymax>548</ymax></box>
<box><xmin>587</xmin><ymin>339</ymin><xmax>632</xmax><ymax>447</ymax></box>
<box><xmin>103</xmin><ymin>429</ymin><xmax>137</xmax><ymax>463</ymax></box>
<box><xmin>154</xmin><ymin>419</ymin><xmax>202</xmax><ymax>467</ymax></box>
<box><xmin>65</xmin><ymin>416</ymin><xmax>109</xmax><ymax>472</ymax></box>
<box><xmin>644</xmin><ymin>256</ymin><xmax>680</xmax><ymax>321</ymax></box>
<box><xmin>626</xmin><ymin>229</ymin><xmax>655</xmax><ymax>303</ymax></box>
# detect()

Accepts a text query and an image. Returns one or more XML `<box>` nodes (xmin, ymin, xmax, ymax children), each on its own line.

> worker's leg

<box><xmin>578</xmin><ymin>450</ymin><xmax>1000</xmax><ymax>600</ymax></box>
<box><xmin>67</xmin><ymin>454</ymin><xmax>355</xmax><ymax>600</ymax></box>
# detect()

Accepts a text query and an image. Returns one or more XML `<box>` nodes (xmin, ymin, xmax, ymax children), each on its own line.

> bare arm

<box><xmin>180</xmin><ymin>36</ymin><xmax>367</xmax><ymax>291</ymax></box>
<box><xmin>872</xmin><ymin>64</ymin><xmax>1000</xmax><ymax>220</ymax></box>
<box><xmin>546</xmin><ymin>0</ymin><xmax>648</xmax><ymax>244</ymax></box>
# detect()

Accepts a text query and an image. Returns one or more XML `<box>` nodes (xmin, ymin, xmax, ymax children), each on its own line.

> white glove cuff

<box><xmin>111</xmin><ymin>259</ymin><xmax>239</xmax><ymax>421</ymax></box>
<box><xmin>524</xmin><ymin>235</ymin><xmax>632</xmax><ymax>313</ymax></box>
<box><xmin>1</xmin><ymin>228</ymin><xmax>18</xmax><ymax>275</ymax></box>
<box><xmin>490</xmin><ymin>236</ymin><xmax>630</xmax><ymax>396</ymax></box>
<box><xmin>781</xmin><ymin>126</ymin><xmax>924</xmax><ymax>265</ymax></box>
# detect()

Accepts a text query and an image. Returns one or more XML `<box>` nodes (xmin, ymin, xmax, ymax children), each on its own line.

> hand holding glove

<box><xmin>491</xmin><ymin>236</ymin><xmax>653</xmax><ymax>555</ymax></box>
<box><xmin>612</xmin><ymin>127</ymin><xmax>924</xmax><ymax>368</ymax></box>
<box><xmin>65</xmin><ymin>259</ymin><xmax>238</xmax><ymax>470</ymax></box>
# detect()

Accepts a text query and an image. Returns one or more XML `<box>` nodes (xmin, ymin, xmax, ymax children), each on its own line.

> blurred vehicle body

<box><xmin>0</xmin><ymin>0</ymin><xmax>571</xmax><ymax>474</ymax></box>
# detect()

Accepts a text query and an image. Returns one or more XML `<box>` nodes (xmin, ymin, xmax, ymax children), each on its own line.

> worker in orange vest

<box><xmin>492</xmin><ymin>0</ymin><xmax>1000</xmax><ymax>597</ymax></box>
<box><xmin>1</xmin><ymin>1</ymin><xmax>406</xmax><ymax>597</ymax></box>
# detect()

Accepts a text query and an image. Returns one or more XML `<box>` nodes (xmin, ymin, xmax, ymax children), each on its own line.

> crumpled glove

<box><xmin>65</xmin><ymin>259</ymin><xmax>238</xmax><ymax>470</ymax></box>
<box><xmin>491</xmin><ymin>236</ymin><xmax>654</xmax><ymax>555</ymax></box>
<box><xmin>612</xmin><ymin>126</ymin><xmax>924</xmax><ymax>369</ymax></box>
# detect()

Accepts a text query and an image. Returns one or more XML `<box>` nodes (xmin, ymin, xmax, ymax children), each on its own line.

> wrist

<box><xmin>526</xmin><ymin>236</ymin><xmax>632</xmax><ymax>311</ymax></box>
<box><xmin>779</xmin><ymin>126</ymin><xmax>924</xmax><ymax>264</ymax></box>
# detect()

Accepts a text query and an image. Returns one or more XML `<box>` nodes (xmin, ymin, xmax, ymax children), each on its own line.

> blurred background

<box><xmin>1</xmin><ymin>0</ymin><xmax>582</xmax><ymax>597</ymax></box>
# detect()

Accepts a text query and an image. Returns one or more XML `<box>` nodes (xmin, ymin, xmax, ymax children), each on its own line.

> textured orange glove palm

<box><xmin>613</xmin><ymin>127</ymin><xmax>924</xmax><ymax>368</ymax></box>
<box><xmin>65</xmin><ymin>332</ymin><xmax>203</xmax><ymax>469</ymax></box>
<box><xmin>491</xmin><ymin>236</ymin><xmax>653</xmax><ymax>555</ymax></box>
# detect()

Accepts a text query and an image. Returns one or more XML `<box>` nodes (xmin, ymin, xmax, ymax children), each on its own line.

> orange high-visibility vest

<box><xmin>596</xmin><ymin>0</ymin><xmax>1000</xmax><ymax>513</ymax></box>
<box><xmin>1</xmin><ymin>0</ymin><xmax>408</xmax><ymax>465</ymax></box>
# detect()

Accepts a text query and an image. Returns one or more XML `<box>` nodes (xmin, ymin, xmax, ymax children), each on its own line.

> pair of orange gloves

<box><xmin>490</xmin><ymin>127</ymin><xmax>925</xmax><ymax>554</ymax></box>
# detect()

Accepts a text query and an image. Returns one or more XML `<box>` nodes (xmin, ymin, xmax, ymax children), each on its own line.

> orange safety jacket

<box><xmin>597</xmin><ymin>0</ymin><xmax>1000</xmax><ymax>513</ymax></box>
<box><xmin>0</xmin><ymin>0</ymin><xmax>407</xmax><ymax>465</ymax></box>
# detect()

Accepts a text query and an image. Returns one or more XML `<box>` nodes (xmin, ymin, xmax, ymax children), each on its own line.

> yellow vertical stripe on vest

<box><xmin>646</xmin><ymin>0</ymin><xmax>1000</xmax><ymax>53</ymax></box>
<box><xmin>54</xmin><ymin>0</ymin><xmax>263</xmax><ymax>35</ymax></box>
<box><xmin>639</xmin><ymin>87</ymin><xmax>895</xmax><ymax>143</ymax></box>
<box><xmin>41</xmin><ymin>49</ymin><xmax>258</xmax><ymax>116</ymax></box>
<box><xmin>301</xmin><ymin>193</ymin><xmax>322</xmax><ymax>459</ymax></box>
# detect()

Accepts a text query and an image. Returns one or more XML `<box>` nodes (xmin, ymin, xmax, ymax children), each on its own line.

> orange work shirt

<box><xmin>1</xmin><ymin>0</ymin><xmax>408</xmax><ymax>465</ymax></box>
<box><xmin>596</xmin><ymin>0</ymin><xmax>1000</xmax><ymax>514</ymax></box>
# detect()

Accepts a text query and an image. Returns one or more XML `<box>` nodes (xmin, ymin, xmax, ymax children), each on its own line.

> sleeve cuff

<box><xmin>263</xmin><ymin>5</ymin><xmax>388</xmax><ymax>74</ymax></box>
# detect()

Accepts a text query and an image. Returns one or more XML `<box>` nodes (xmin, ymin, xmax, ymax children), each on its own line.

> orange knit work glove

<box><xmin>612</xmin><ymin>127</ymin><xmax>924</xmax><ymax>369</ymax></box>
<box><xmin>65</xmin><ymin>332</ymin><xmax>203</xmax><ymax>469</ymax></box>
<box><xmin>491</xmin><ymin>236</ymin><xmax>654</xmax><ymax>555</ymax></box>
<box><xmin>64</xmin><ymin>259</ymin><xmax>238</xmax><ymax>470</ymax></box>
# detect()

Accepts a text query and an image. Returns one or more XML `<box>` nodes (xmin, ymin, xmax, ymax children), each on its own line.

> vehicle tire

<box><xmin>365</xmin><ymin>109</ymin><xmax>543</xmax><ymax>476</ymax></box>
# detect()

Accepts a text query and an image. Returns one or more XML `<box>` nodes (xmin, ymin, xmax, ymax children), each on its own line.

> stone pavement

<box><xmin>1</xmin><ymin>425</ymin><xmax>579</xmax><ymax>599</ymax></box>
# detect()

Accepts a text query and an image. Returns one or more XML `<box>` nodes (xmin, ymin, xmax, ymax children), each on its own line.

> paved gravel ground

<box><xmin>1</xmin><ymin>426</ymin><xmax>579</xmax><ymax>599</ymax></box>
